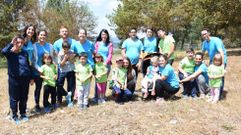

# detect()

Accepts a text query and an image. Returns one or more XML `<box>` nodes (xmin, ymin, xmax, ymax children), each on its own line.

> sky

<box><xmin>80</xmin><ymin>0</ymin><xmax>120</xmax><ymax>37</ymax></box>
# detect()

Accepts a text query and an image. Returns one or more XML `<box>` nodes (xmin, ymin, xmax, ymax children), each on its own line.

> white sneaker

<box><xmin>101</xmin><ymin>98</ymin><xmax>106</xmax><ymax>103</ymax></box>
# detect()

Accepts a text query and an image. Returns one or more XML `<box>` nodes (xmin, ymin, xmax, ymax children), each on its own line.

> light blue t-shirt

<box><xmin>53</xmin><ymin>38</ymin><xmax>76</xmax><ymax>53</ymax></box>
<box><xmin>202</xmin><ymin>37</ymin><xmax>227</xmax><ymax>64</ymax></box>
<box><xmin>22</xmin><ymin>40</ymin><xmax>34</xmax><ymax>65</ymax></box>
<box><xmin>122</xmin><ymin>38</ymin><xmax>143</xmax><ymax>65</ymax></box>
<box><xmin>194</xmin><ymin>62</ymin><xmax>209</xmax><ymax>83</ymax></box>
<box><xmin>73</xmin><ymin>40</ymin><xmax>95</xmax><ymax>66</ymax></box>
<box><xmin>143</xmin><ymin>37</ymin><xmax>157</xmax><ymax>53</ymax></box>
<box><xmin>33</xmin><ymin>42</ymin><xmax>54</xmax><ymax>75</ymax></box>
<box><xmin>97</xmin><ymin>42</ymin><xmax>109</xmax><ymax>62</ymax></box>
<box><xmin>159</xmin><ymin>64</ymin><xmax>179</xmax><ymax>88</ymax></box>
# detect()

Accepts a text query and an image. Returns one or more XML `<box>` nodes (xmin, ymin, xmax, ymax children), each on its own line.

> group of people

<box><xmin>1</xmin><ymin>24</ymin><xmax>227</xmax><ymax>124</ymax></box>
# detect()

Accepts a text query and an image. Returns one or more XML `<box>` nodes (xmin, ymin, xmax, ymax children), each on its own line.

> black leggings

<box><xmin>155</xmin><ymin>79</ymin><xmax>179</xmax><ymax>98</ymax></box>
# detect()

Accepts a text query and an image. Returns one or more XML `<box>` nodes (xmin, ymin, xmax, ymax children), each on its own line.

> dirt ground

<box><xmin>0</xmin><ymin>55</ymin><xmax>241</xmax><ymax>135</ymax></box>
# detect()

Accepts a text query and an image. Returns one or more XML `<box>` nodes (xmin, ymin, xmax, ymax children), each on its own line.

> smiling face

<box><xmin>60</xmin><ymin>27</ymin><xmax>69</xmax><ymax>39</ymax></box>
<box><xmin>101</xmin><ymin>32</ymin><xmax>108</xmax><ymax>42</ymax></box>
<box><xmin>15</xmin><ymin>38</ymin><xmax>25</xmax><ymax>50</ymax></box>
<box><xmin>201</xmin><ymin>30</ymin><xmax>210</xmax><ymax>41</ymax></box>
<box><xmin>78</xmin><ymin>29</ymin><xmax>86</xmax><ymax>42</ymax></box>
<box><xmin>26</xmin><ymin>26</ymin><xmax>35</xmax><ymax>38</ymax></box>
<box><xmin>129</xmin><ymin>29</ymin><xmax>137</xmax><ymax>39</ymax></box>
<box><xmin>146</xmin><ymin>29</ymin><xmax>153</xmax><ymax>38</ymax></box>
<box><xmin>159</xmin><ymin>56</ymin><xmax>167</xmax><ymax>67</ymax></box>
<box><xmin>38</xmin><ymin>31</ymin><xmax>47</xmax><ymax>43</ymax></box>
<box><xmin>79</xmin><ymin>56</ymin><xmax>87</xmax><ymax>65</ymax></box>
<box><xmin>195</xmin><ymin>54</ymin><xmax>203</xmax><ymax>65</ymax></box>
<box><xmin>158</xmin><ymin>30</ymin><xmax>165</xmax><ymax>38</ymax></box>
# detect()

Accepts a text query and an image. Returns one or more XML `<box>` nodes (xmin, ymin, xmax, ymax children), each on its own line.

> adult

<box><xmin>123</xmin><ymin>57</ymin><xmax>137</xmax><ymax>95</ymax></box>
<box><xmin>201</xmin><ymin>28</ymin><xmax>227</xmax><ymax>98</ymax></box>
<box><xmin>180</xmin><ymin>52</ymin><xmax>210</xmax><ymax>97</ymax></box>
<box><xmin>73</xmin><ymin>28</ymin><xmax>95</xmax><ymax>67</ymax></box>
<box><xmin>95</xmin><ymin>29</ymin><xmax>113</xmax><ymax>76</ymax></box>
<box><xmin>157</xmin><ymin>29</ymin><xmax>175</xmax><ymax>65</ymax></box>
<box><xmin>141</xmin><ymin>28</ymin><xmax>158</xmax><ymax>55</ymax></box>
<box><xmin>53</xmin><ymin>26</ymin><xmax>76</xmax><ymax>54</ymax></box>
<box><xmin>1</xmin><ymin>35</ymin><xmax>32</xmax><ymax>123</ymax></box>
<box><xmin>33</xmin><ymin>30</ymin><xmax>54</xmax><ymax>112</ymax></box>
<box><xmin>122</xmin><ymin>28</ymin><xmax>143</xmax><ymax>79</ymax></box>
<box><xmin>155</xmin><ymin>55</ymin><xmax>180</xmax><ymax>102</ymax></box>
<box><xmin>22</xmin><ymin>24</ymin><xmax>37</xmax><ymax>66</ymax></box>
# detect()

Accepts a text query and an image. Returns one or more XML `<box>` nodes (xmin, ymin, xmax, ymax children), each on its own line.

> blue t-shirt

<box><xmin>97</xmin><ymin>42</ymin><xmax>109</xmax><ymax>62</ymax></box>
<box><xmin>202</xmin><ymin>37</ymin><xmax>227</xmax><ymax>64</ymax></box>
<box><xmin>143</xmin><ymin>37</ymin><xmax>157</xmax><ymax>53</ymax></box>
<box><xmin>122</xmin><ymin>38</ymin><xmax>143</xmax><ymax>65</ymax></box>
<box><xmin>22</xmin><ymin>40</ymin><xmax>34</xmax><ymax>65</ymax></box>
<box><xmin>53</xmin><ymin>38</ymin><xmax>76</xmax><ymax>53</ymax></box>
<box><xmin>73</xmin><ymin>40</ymin><xmax>95</xmax><ymax>66</ymax></box>
<box><xmin>194</xmin><ymin>62</ymin><xmax>209</xmax><ymax>83</ymax></box>
<box><xmin>159</xmin><ymin>64</ymin><xmax>179</xmax><ymax>88</ymax></box>
<box><xmin>33</xmin><ymin>42</ymin><xmax>54</xmax><ymax>75</ymax></box>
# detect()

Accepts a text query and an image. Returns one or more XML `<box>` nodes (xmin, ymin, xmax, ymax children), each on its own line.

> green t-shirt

<box><xmin>95</xmin><ymin>63</ymin><xmax>107</xmax><ymax>83</ymax></box>
<box><xmin>75</xmin><ymin>63</ymin><xmax>93</xmax><ymax>86</ymax></box>
<box><xmin>207</xmin><ymin>64</ymin><xmax>225</xmax><ymax>87</ymax></box>
<box><xmin>159</xmin><ymin>36</ymin><xmax>175</xmax><ymax>59</ymax></box>
<box><xmin>113</xmin><ymin>67</ymin><xmax>127</xmax><ymax>85</ymax></box>
<box><xmin>179</xmin><ymin>57</ymin><xmax>195</xmax><ymax>73</ymax></box>
<box><xmin>40</xmin><ymin>64</ymin><xmax>57</xmax><ymax>87</ymax></box>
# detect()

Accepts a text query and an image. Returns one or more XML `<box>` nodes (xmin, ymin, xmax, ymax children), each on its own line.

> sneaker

<box><xmin>44</xmin><ymin>107</ymin><xmax>51</xmax><ymax>113</ymax></box>
<box><xmin>192</xmin><ymin>95</ymin><xmax>198</xmax><ymax>100</ymax></box>
<box><xmin>12</xmin><ymin>116</ymin><xmax>20</xmax><ymax>125</ymax></box>
<box><xmin>101</xmin><ymin>98</ymin><xmax>106</xmax><ymax>103</ymax></box>
<box><xmin>182</xmin><ymin>95</ymin><xmax>189</xmax><ymax>100</ymax></box>
<box><xmin>67</xmin><ymin>102</ymin><xmax>73</xmax><ymax>108</ymax></box>
<box><xmin>52</xmin><ymin>103</ymin><xmax>59</xmax><ymax>109</ymax></box>
<box><xmin>82</xmin><ymin>105</ymin><xmax>88</xmax><ymax>110</ymax></box>
<box><xmin>91</xmin><ymin>97</ymin><xmax>98</xmax><ymax>103</ymax></box>
<box><xmin>34</xmin><ymin>105</ymin><xmax>41</xmax><ymax>113</ymax></box>
<box><xmin>199</xmin><ymin>94</ymin><xmax>205</xmax><ymax>99</ymax></box>
<box><xmin>66</xmin><ymin>92</ymin><xmax>72</xmax><ymax>104</ymax></box>
<box><xmin>98</xmin><ymin>99</ymin><xmax>102</xmax><ymax>104</ymax></box>
<box><xmin>20</xmin><ymin>114</ymin><xmax>29</xmax><ymax>122</ymax></box>
<box><xmin>156</xmin><ymin>97</ymin><xmax>165</xmax><ymax>104</ymax></box>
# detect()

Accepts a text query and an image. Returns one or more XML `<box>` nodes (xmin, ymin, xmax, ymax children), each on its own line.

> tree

<box><xmin>42</xmin><ymin>0</ymin><xmax>97</xmax><ymax>42</ymax></box>
<box><xmin>108</xmin><ymin>0</ymin><xmax>241</xmax><ymax>48</ymax></box>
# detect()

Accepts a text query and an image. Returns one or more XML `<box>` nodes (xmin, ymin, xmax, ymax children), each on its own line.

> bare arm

<box><xmin>180</xmin><ymin>70</ymin><xmax>202</xmax><ymax>83</ymax></box>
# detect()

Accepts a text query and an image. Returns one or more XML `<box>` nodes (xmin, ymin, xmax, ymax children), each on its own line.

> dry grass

<box><xmin>0</xmin><ymin>54</ymin><xmax>241</xmax><ymax>135</ymax></box>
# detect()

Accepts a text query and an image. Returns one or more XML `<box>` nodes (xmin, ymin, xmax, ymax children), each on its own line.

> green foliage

<box><xmin>108</xmin><ymin>0</ymin><xmax>241</xmax><ymax>49</ymax></box>
<box><xmin>42</xmin><ymin>0</ymin><xmax>97</xmax><ymax>42</ymax></box>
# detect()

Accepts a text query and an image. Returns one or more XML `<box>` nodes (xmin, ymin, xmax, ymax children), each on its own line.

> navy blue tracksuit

<box><xmin>1</xmin><ymin>44</ymin><xmax>31</xmax><ymax>117</ymax></box>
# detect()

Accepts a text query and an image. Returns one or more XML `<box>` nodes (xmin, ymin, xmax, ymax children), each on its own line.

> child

<box><xmin>141</xmin><ymin>56</ymin><xmax>159</xmax><ymax>99</ymax></box>
<box><xmin>207</xmin><ymin>54</ymin><xmax>225</xmax><ymax>103</ymax></box>
<box><xmin>57</xmin><ymin>41</ymin><xmax>76</xmax><ymax>107</ymax></box>
<box><xmin>39</xmin><ymin>53</ymin><xmax>57</xmax><ymax>113</ymax></box>
<box><xmin>94</xmin><ymin>54</ymin><xmax>108</xmax><ymax>104</ymax></box>
<box><xmin>111</xmin><ymin>58</ymin><xmax>132</xmax><ymax>104</ymax></box>
<box><xmin>75</xmin><ymin>52</ymin><xmax>93</xmax><ymax>110</ymax></box>
<box><xmin>1</xmin><ymin>35</ymin><xmax>32</xmax><ymax>124</ymax></box>
<box><xmin>178</xmin><ymin>48</ymin><xmax>196</xmax><ymax>98</ymax></box>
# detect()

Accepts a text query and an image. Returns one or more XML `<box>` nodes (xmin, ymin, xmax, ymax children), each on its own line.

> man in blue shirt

<box><xmin>1</xmin><ymin>35</ymin><xmax>32</xmax><ymax>124</ymax></box>
<box><xmin>122</xmin><ymin>28</ymin><xmax>143</xmax><ymax>78</ymax></box>
<box><xmin>201</xmin><ymin>28</ymin><xmax>227</xmax><ymax>98</ymax></box>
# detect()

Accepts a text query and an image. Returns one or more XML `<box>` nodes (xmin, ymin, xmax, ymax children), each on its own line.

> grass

<box><xmin>0</xmin><ymin>53</ymin><xmax>241</xmax><ymax>135</ymax></box>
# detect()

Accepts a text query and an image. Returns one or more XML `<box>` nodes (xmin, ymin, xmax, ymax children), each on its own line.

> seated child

<box><xmin>141</xmin><ymin>56</ymin><xmax>159</xmax><ymax>99</ymax></box>
<box><xmin>111</xmin><ymin>58</ymin><xmax>132</xmax><ymax>104</ymax></box>
<box><xmin>178</xmin><ymin>48</ymin><xmax>197</xmax><ymax>98</ymax></box>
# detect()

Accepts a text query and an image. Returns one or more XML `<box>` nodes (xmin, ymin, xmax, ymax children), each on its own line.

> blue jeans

<box><xmin>57</xmin><ymin>71</ymin><xmax>75</xmax><ymax>102</ymax></box>
<box><xmin>112</xmin><ymin>85</ymin><xmax>132</xmax><ymax>102</ymax></box>
<box><xmin>178</xmin><ymin>72</ymin><xmax>197</xmax><ymax>97</ymax></box>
